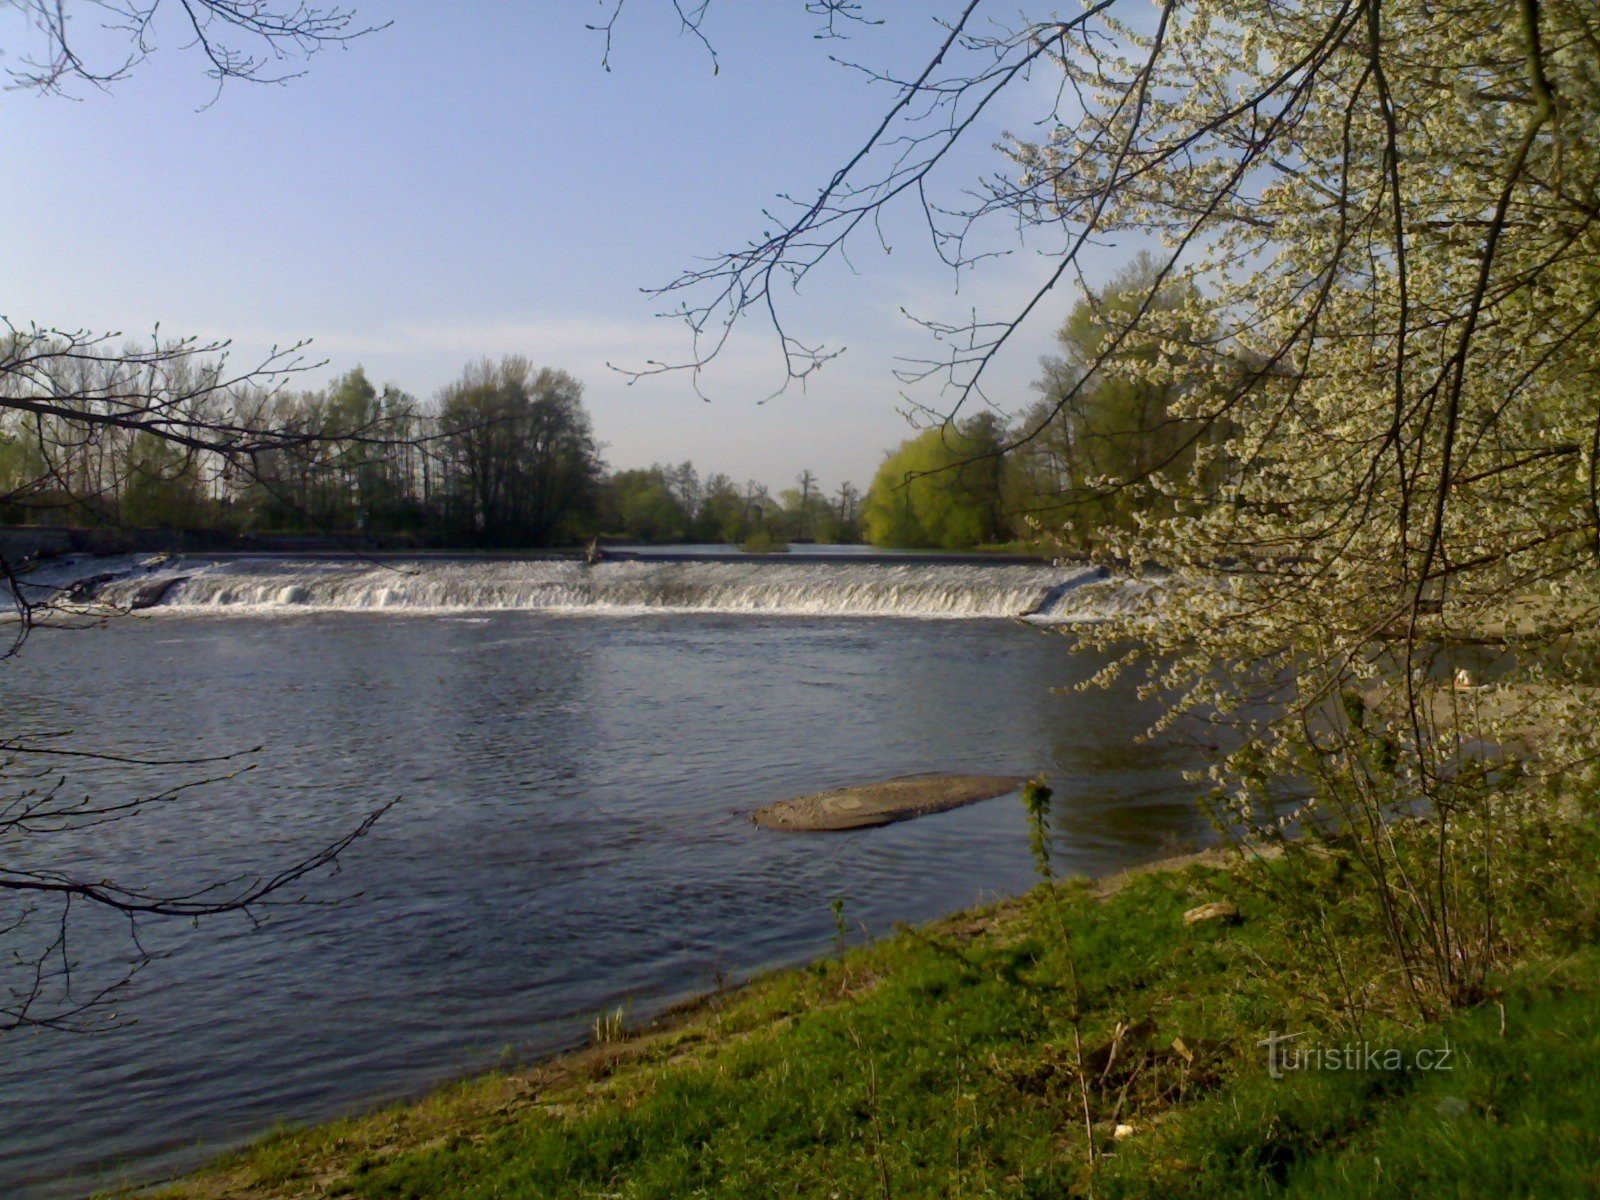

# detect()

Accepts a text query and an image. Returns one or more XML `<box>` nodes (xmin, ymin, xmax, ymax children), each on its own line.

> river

<box><xmin>0</xmin><ymin>554</ymin><xmax>1204</xmax><ymax>1197</ymax></box>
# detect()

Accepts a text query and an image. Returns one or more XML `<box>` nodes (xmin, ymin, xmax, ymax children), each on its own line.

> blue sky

<box><xmin>3</xmin><ymin>3</ymin><xmax>1134</xmax><ymax>490</ymax></box>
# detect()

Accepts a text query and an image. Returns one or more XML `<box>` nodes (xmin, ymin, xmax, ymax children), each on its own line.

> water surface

<box><xmin>0</xmin><ymin>610</ymin><xmax>1208</xmax><ymax>1197</ymax></box>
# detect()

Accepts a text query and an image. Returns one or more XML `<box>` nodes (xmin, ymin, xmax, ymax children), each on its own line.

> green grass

<box><xmin>148</xmin><ymin>826</ymin><xmax>1600</xmax><ymax>1200</ymax></box>
<box><xmin>1103</xmin><ymin>949</ymin><xmax>1600</xmax><ymax>1199</ymax></box>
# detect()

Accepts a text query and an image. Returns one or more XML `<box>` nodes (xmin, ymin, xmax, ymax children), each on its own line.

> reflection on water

<box><xmin>0</xmin><ymin>612</ymin><xmax>1210</xmax><ymax>1197</ymax></box>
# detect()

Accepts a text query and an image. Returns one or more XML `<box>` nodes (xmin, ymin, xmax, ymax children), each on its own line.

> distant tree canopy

<box><xmin>7</xmin><ymin>291</ymin><xmax>1236</xmax><ymax>555</ymax></box>
<box><xmin>595</xmin><ymin>463</ymin><xmax>861</xmax><ymax>546</ymax></box>
<box><xmin>436</xmin><ymin>358</ymin><xmax>601</xmax><ymax>546</ymax></box>
<box><xmin>0</xmin><ymin>345</ymin><xmax>602</xmax><ymax>548</ymax></box>
<box><xmin>603</xmin><ymin>467</ymin><xmax>693</xmax><ymax>543</ymax></box>
<box><xmin>863</xmin><ymin>415</ymin><xmax>1007</xmax><ymax>549</ymax></box>
<box><xmin>857</xmin><ymin>256</ymin><xmax>1229</xmax><ymax>553</ymax></box>
<box><xmin>233</xmin><ymin>366</ymin><xmax>430</xmax><ymax>535</ymax></box>
<box><xmin>1008</xmin><ymin>255</ymin><xmax>1232</xmax><ymax>548</ymax></box>
<box><xmin>0</xmin><ymin>337</ymin><xmax>866</xmax><ymax>549</ymax></box>
<box><xmin>119</xmin><ymin>431</ymin><xmax>208</xmax><ymax>528</ymax></box>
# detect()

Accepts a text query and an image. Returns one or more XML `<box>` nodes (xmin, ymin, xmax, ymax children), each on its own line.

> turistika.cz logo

<box><xmin>1257</xmin><ymin>1030</ymin><xmax>1455</xmax><ymax>1080</ymax></box>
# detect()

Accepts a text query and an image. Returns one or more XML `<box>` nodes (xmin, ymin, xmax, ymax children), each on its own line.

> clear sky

<box><xmin>3</xmin><ymin>3</ymin><xmax>1135</xmax><ymax>492</ymax></box>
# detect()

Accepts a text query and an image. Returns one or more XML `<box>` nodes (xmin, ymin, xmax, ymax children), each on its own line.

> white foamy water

<box><xmin>77</xmin><ymin>555</ymin><xmax>1139</xmax><ymax>623</ymax></box>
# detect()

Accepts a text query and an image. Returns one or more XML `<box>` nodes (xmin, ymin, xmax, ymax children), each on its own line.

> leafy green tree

<box><xmin>693</xmin><ymin>472</ymin><xmax>749</xmax><ymax>543</ymax></box>
<box><xmin>863</xmin><ymin>417</ymin><xmax>1008</xmax><ymax>548</ymax></box>
<box><xmin>324</xmin><ymin>367</ymin><xmax>384</xmax><ymax>527</ymax></box>
<box><xmin>0</xmin><ymin>422</ymin><xmax>52</xmax><ymax>523</ymax></box>
<box><xmin>438</xmin><ymin>357</ymin><xmax>601</xmax><ymax>546</ymax></box>
<box><xmin>664</xmin><ymin>461</ymin><xmax>700</xmax><ymax>521</ymax></box>
<box><xmin>784</xmin><ymin>469</ymin><xmax>820</xmax><ymax>540</ymax></box>
<box><xmin>741</xmin><ymin>479</ymin><xmax>775</xmax><ymax>537</ymax></box>
<box><xmin>120</xmin><ymin>432</ymin><xmax>207</xmax><ymax>527</ymax></box>
<box><xmin>826</xmin><ymin>480</ymin><xmax>863</xmax><ymax>544</ymax></box>
<box><xmin>1012</xmin><ymin>254</ymin><xmax>1225</xmax><ymax>548</ymax></box>
<box><xmin>602</xmin><ymin>467</ymin><xmax>691</xmax><ymax>542</ymax></box>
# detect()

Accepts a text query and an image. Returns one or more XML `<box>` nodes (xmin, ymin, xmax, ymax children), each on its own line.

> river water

<box><xmin>1</xmin><ymin>556</ymin><xmax>1205</xmax><ymax>1197</ymax></box>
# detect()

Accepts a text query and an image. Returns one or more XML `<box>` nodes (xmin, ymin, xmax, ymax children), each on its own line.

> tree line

<box><xmin>0</xmin><ymin>344</ymin><xmax>863</xmax><ymax>549</ymax></box>
<box><xmin>3</xmin><ymin>261</ymin><xmax>1218</xmax><ymax>555</ymax></box>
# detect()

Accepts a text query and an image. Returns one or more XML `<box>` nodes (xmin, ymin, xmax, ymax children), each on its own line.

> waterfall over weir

<box><xmin>84</xmin><ymin>555</ymin><xmax>1134</xmax><ymax>623</ymax></box>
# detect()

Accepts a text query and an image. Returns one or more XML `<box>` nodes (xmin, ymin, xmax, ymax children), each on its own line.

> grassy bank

<box><xmin>141</xmin><ymin>809</ymin><xmax>1600</xmax><ymax>1200</ymax></box>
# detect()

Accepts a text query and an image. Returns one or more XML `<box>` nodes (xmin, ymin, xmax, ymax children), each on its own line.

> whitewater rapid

<box><xmin>37</xmin><ymin>554</ymin><xmax>1140</xmax><ymax>623</ymax></box>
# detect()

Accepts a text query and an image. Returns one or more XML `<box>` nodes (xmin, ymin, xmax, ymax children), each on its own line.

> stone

<box><xmin>1182</xmin><ymin>901</ymin><xmax>1241</xmax><ymax>926</ymax></box>
<box><xmin>752</xmin><ymin>774</ymin><xmax>1027</xmax><ymax>832</ymax></box>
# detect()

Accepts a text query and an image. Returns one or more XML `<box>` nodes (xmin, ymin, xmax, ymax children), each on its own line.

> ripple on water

<box><xmin>1</xmin><ymin>611</ymin><xmax>1208</xmax><ymax>1198</ymax></box>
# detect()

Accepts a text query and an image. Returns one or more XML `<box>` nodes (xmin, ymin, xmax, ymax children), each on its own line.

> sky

<box><xmin>2</xmin><ymin>2</ymin><xmax>1137</xmax><ymax>491</ymax></box>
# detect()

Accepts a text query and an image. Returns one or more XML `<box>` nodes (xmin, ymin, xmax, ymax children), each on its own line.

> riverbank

<box><xmin>142</xmin><ymin>816</ymin><xmax>1600</xmax><ymax>1200</ymax></box>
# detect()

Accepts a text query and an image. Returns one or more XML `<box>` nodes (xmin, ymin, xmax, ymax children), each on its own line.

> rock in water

<box><xmin>752</xmin><ymin>774</ymin><xmax>1026</xmax><ymax>832</ymax></box>
<box><xmin>125</xmin><ymin>576</ymin><xmax>187</xmax><ymax>610</ymax></box>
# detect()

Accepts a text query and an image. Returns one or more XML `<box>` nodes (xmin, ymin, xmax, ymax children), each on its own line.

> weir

<box><xmin>81</xmin><ymin>555</ymin><xmax>1133</xmax><ymax>623</ymax></box>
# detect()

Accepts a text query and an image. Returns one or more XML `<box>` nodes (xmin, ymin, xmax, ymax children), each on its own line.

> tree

<box><xmin>1015</xmin><ymin>254</ymin><xmax>1228</xmax><ymax>548</ymax></box>
<box><xmin>16</xmin><ymin>0</ymin><xmax>1596</xmax><ymax>1033</ymax></box>
<box><xmin>651</xmin><ymin>1</ymin><xmax>1600</xmax><ymax>1016</ymax></box>
<box><xmin>694</xmin><ymin>472</ymin><xmax>749</xmax><ymax>543</ymax></box>
<box><xmin>603</xmin><ymin>466</ymin><xmax>691</xmax><ymax>542</ymax></box>
<box><xmin>2</xmin><ymin>2</ymin><xmax>395</xmax><ymax>1034</ymax></box>
<box><xmin>665</xmin><ymin>461</ymin><xmax>701</xmax><ymax>521</ymax></box>
<box><xmin>7</xmin><ymin>1</ymin><xmax>384</xmax><ymax>97</ymax></box>
<box><xmin>790</xmin><ymin>469</ymin><xmax>818</xmax><ymax>540</ymax></box>
<box><xmin>436</xmin><ymin>357</ymin><xmax>602</xmax><ymax>547</ymax></box>
<box><xmin>0</xmin><ymin>329</ymin><xmax>407</xmax><ymax>1033</ymax></box>
<box><xmin>829</xmin><ymin>480</ymin><xmax>862</xmax><ymax>544</ymax></box>
<box><xmin>120</xmin><ymin>430</ymin><xmax>207</xmax><ymax>527</ymax></box>
<box><xmin>863</xmin><ymin>417</ymin><xmax>1007</xmax><ymax>549</ymax></box>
